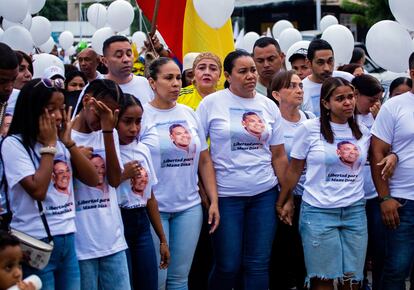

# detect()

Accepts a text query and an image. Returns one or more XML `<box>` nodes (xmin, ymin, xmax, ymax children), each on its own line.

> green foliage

<box><xmin>341</xmin><ymin>0</ymin><xmax>394</xmax><ymax>27</ymax></box>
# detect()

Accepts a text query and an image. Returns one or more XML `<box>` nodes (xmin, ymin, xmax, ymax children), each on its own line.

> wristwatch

<box><xmin>379</xmin><ymin>195</ymin><xmax>393</xmax><ymax>203</ymax></box>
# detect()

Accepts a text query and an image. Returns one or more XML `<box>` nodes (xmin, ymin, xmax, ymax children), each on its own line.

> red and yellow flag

<box><xmin>135</xmin><ymin>0</ymin><xmax>235</xmax><ymax>64</ymax></box>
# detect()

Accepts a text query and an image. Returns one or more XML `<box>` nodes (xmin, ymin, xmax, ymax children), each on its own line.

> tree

<box><xmin>39</xmin><ymin>0</ymin><xmax>67</xmax><ymax>21</ymax></box>
<box><xmin>341</xmin><ymin>0</ymin><xmax>394</xmax><ymax>27</ymax></box>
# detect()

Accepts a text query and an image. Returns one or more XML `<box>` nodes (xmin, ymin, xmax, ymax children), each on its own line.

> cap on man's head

<box><xmin>43</xmin><ymin>66</ymin><xmax>65</xmax><ymax>80</ymax></box>
<box><xmin>288</xmin><ymin>48</ymin><xmax>308</xmax><ymax>63</ymax></box>
<box><xmin>183</xmin><ymin>52</ymin><xmax>200</xmax><ymax>72</ymax></box>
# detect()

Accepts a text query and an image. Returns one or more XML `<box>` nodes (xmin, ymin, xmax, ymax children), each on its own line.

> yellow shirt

<box><xmin>178</xmin><ymin>85</ymin><xmax>203</xmax><ymax>111</ymax></box>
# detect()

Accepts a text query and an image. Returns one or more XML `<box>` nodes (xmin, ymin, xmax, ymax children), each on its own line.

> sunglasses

<box><xmin>35</xmin><ymin>78</ymin><xmax>65</xmax><ymax>90</ymax></box>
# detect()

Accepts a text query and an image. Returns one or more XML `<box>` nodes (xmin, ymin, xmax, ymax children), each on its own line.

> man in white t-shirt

<box><xmin>78</xmin><ymin>48</ymin><xmax>103</xmax><ymax>83</ymax></box>
<box><xmin>252</xmin><ymin>37</ymin><xmax>285</xmax><ymax>96</ymax></box>
<box><xmin>302</xmin><ymin>39</ymin><xmax>353</xmax><ymax>116</ymax></box>
<box><xmin>102</xmin><ymin>35</ymin><xmax>153</xmax><ymax>104</ymax></box>
<box><xmin>370</xmin><ymin>52</ymin><xmax>414</xmax><ymax>289</ymax></box>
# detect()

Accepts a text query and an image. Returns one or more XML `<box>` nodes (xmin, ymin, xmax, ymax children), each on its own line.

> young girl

<box><xmin>116</xmin><ymin>93</ymin><xmax>170</xmax><ymax>290</ymax></box>
<box><xmin>71</xmin><ymin>79</ymin><xmax>130</xmax><ymax>290</ymax></box>
<box><xmin>1</xmin><ymin>78</ymin><xmax>99</xmax><ymax>290</ymax></box>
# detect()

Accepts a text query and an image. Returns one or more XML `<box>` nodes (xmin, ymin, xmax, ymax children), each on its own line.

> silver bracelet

<box><xmin>39</xmin><ymin>146</ymin><xmax>57</xmax><ymax>155</ymax></box>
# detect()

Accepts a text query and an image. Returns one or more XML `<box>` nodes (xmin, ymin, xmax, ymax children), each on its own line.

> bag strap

<box><xmin>0</xmin><ymin>137</ymin><xmax>12</xmax><ymax>229</ymax></box>
<box><xmin>303</xmin><ymin>111</ymin><xmax>310</xmax><ymax>120</ymax></box>
<box><xmin>11</xmin><ymin>136</ymin><xmax>53</xmax><ymax>243</ymax></box>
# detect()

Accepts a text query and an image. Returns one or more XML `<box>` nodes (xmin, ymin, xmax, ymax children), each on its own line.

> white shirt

<box><xmin>140</xmin><ymin>103</ymin><xmax>206</xmax><ymax>212</ymax></box>
<box><xmin>118</xmin><ymin>75</ymin><xmax>154</xmax><ymax>105</ymax></box>
<box><xmin>6</xmin><ymin>89</ymin><xmax>19</xmax><ymax>115</ymax></box>
<box><xmin>290</xmin><ymin>118</ymin><xmax>371</xmax><ymax>208</ymax></box>
<box><xmin>356</xmin><ymin>113</ymin><xmax>377</xmax><ymax>199</ymax></box>
<box><xmin>196</xmin><ymin>89</ymin><xmax>285</xmax><ymax>197</ymax></box>
<box><xmin>302</xmin><ymin>71</ymin><xmax>354</xmax><ymax>116</ymax></box>
<box><xmin>2</xmin><ymin>137</ymin><xmax>75</xmax><ymax>239</ymax></box>
<box><xmin>71</xmin><ymin>129</ymin><xmax>127</xmax><ymax>260</ymax></box>
<box><xmin>371</xmin><ymin>91</ymin><xmax>414</xmax><ymax>200</ymax></box>
<box><xmin>117</xmin><ymin>141</ymin><xmax>157</xmax><ymax>209</ymax></box>
<box><xmin>283</xmin><ymin>110</ymin><xmax>315</xmax><ymax>195</ymax></box>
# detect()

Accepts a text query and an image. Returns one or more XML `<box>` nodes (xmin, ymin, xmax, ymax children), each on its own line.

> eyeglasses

<box><xmin>288</xmin><ymin>82</ymin><xmax>303</xmax><ymax>90</ymax></box>
<box><xmin>35</xmin><ymin>78</ymin><xmax>65</xmax><ymax>90</ymax></box>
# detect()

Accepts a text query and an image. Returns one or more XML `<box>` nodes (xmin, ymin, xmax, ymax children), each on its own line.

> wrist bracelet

<box><xmin>379</xmin><ymin>195</ymin><xmax>393</xmax><ymax>203</ymax></box>
<box><xmin>65</xmin><ymin>142</ymin><xmax>76</xmax><ymax>150</ymax></box>
<box><xmin>160</xmin><ymin>242</ymin><xmax>168</xmax><ymax>246</ymax></box>
<box><xmin>39</xmin><ymin>146</ymin><xmax>57</xmax><ymax>155</ymax></box>
<box><xmin>389</xmin><ymin>151</ymin><xmax>399</xmax><ymax>162</ymax></box>
<box><xmin>102</xmin><ymin>130</ymin><xmax>113</xmax><ymax>134</ymax></box>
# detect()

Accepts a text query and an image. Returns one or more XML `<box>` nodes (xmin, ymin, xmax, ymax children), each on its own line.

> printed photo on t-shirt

<box><xmin>156</xmin><ymin>120</ymin><xmax>196</xmax><ymax>168</ymax></box>
<box><xmin>324</xmin><ymin>139</ymin><xmax>362</xmax><ymax>182</ymax></box>
<box><xmin>230</xmin><ymin>108</ymin><xmax>269</xmax><ymax>151</ymax></box>
<box><xmin>45</xmin><ymin>156</ymin><xmax>75</xmax><ymax>216</ymax></box>
<box><xmin>118</xmin><ymin>158</ymin><xmax>151</xmax><ymax>209</ymax></box>
<box><xmin>75</xmin><ymin>149</ymin><xmax>110</xmax><ymax>212</ymax></box>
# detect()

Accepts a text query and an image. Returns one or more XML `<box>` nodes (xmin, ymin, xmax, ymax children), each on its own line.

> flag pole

<box><xmin>150</xmin><ymin>0</ymin><xmax>161</xmax><ymax>36</ymax></box>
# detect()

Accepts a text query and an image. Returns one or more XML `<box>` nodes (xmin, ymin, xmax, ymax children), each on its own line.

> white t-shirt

<box><xmin>283</xmin><ymin>110</ymin><xmax>315</xmax><ymax>196</ymax></box>
<box><xmin>290</xmin><ymin>118</ymin><xmax>371</xmax><ymax>208</ymax></box>
<box><xmin>302</xmin><ymin>71</ymin><xmax>354</xmax><ymax>117</ymax></box>
<box><xmin>118</xmin><ymin>75</ymin><xmax>154</xmax><ymax>105</ymax></box>
<box><xmin>255</xmin><ymin>81</ymin><xmax>267</xmax><ymax>96</ymax></box>
<box><xmin>196</xmin><ymin>89</ymin><xmax>285</xmax><ymax>197</ymax></box>
<box><xmin>371</xmin><ymin>91</ymin><xmax>414</xmax><ymax>201</ymax></box>
<box><xmin>6</xmin><ymin>89</ymin><xmax>19</xmax><ymax>115</ymax></box>
<box><xmin>356</xmin><ymin>113</ymin><xmax>377</xmax><ymax>199</ymax></box>
<box><xmin>71</xmin><ymin>129</ymin><xmax>127</xmax><ymax>260</ymax></box>
<box><xmin>140</xmin><ymin>103</ymin><xmax>206</xmax><ymax>212</ymax></box>
<box><xmin>2</xmin><ymin>137</ymin><xmax>76</xmax><ymax>239</ymax></box>
<box><xmin>117</xmin><ymin>141</ymin><xmax>158</xmax><ymax>209</ymax></box>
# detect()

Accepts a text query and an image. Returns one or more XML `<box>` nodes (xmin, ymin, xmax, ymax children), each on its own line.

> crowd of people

<box><xmin>0</xmin><ymin>30</ymin><xmax>413</xmax><ymax>290</ymax></box>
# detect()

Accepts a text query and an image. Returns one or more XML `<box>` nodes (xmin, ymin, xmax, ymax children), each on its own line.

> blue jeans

<box><xmin>365</xmin><ymin>197</ymin><xmax>386</xmax><ymax>290</ymax></box>
<box><xmin>380</xmin><ymin>198</ymin><xmax>414</xmax><ymax>290</ymax></box>
<box><xmin>23</xmin><ymin>233</ymin><xmax>80</xmax><ymax>290</ymax></box>
<box><xmin>208</xmin><ymin>187</ymin><xmax>278</xmax><ymax>290</ymax></box>
<box><xmin>299</xmin><ymin>199</ymin><xmax>367</xmax><ymax>286</ymax></box>
<box><xmin>79</xmin><ymin>250</ymin><xmax>131</xmax><ymax>290</ymax></box>
<box><xmin>151</xmin><ymin>204</ymin><xmax>202</xmax><ymax>290</ymax></box>
<box><xmin>121</xmin><ymin>207</ymin><xmax>158</xmax><ymax>290</ymax></box>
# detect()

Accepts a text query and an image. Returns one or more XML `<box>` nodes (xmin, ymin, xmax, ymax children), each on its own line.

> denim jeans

<box><xmin>23</xmin><ymin>233</ymin><xmax>80</xmax><ymax>290</ymax></box>
<box><xmin>208</xmin><ymin>187</ymin><xmax>278</xmax><ymax>290</ymax></box>
<box><xmin>121</xmin><ymin>207</ymin><xmax>158</xmax><ymax>290</ymax></box>
<box><xmin>380</xmin><ymin>198</ymin><xmax>414</xmax><ymax>290</ymax></box>
<box><xmin>299</xmin><ymin>199</ymin><xmax>367</xmax><ymax>286</ymax></box>
<box><xmin>365</xmin><ymin>197</ymin><xmax>386</xmax><ymax>290</ymax></box>
<box><xmin>79</xmin><ymin>250</ymin><xmax>131</xmax><ymax>290</ymax></box>
<box><xmin>151</xmin><ymin>204</ymin><xmax>203</xmax><ymax>290</ymax></box>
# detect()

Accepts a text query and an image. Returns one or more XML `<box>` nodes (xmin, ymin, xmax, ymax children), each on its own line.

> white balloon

<box><xmin>320</xmin><ymin>15</ymin><xmax>338</xmax><ymax>32</ymax></box>
<box><xmin>272</xmin><ymin>20</ymin><xmax>293</xmax><ymax>39</ymax></box>
<box><xmin>0</xmin><ymin>28</ymin><xmax>3</xmax><ymax>41</ymax></box>
<box><xmin>234</xmin><ymin>28</ymin><xmax>245</xmax><ymax>49</ymax></box>
<box><xmin>366</xmin><ymin>20</ymin><xmax>414</xmax><ymax>73</ymax></box>
<box><xmin>32</xmin><ymin>53</ymin><xmax>64</xmax><ymax>78</ymax></box>
<box><xmin>279</xmin><ymin>28</ymin><xmax>302</xmax><ymax>53</ymax></box>
<box><xmin>241</xmin><ymin>31</ymin><xmax>260</xmax><ymax>53</ymax></box>
<box><xmin>38</xmin><ymin>37</ymin><xmax>55</xmax><ymax>53</ymax></box>
<box><xmin>2</xmin><ymin>13</ymin><xmax>32</xmax><ymax>30</ymax></box>
<box><xmin>132</xmin><ymin>31</ymin><xmax>146</xmax><ymax>51</ymax></box>
<box><xmin>322</xmin><ymin>24</ymin><xmax>354</xmax><ymax>67</ymax></box>
<box><xmin>389</xmin><ymin>0</ymin><xmax>414</xmax><ymax>32</ymax></box>
<box><xmin>285</xmin><ymin>40</ymin><xmax>310</xmax><ymax>70</ymax></box>
<box><xmin>193</xmin><ymin>0</ymin><xmax>235</xmax><ymax>29</ymax></box>
<box><xmin>30</xmin><ymin>16</ymin><xmax>51</xmax><ymax>47</ymax></box>
<box><xmin>59</xmin><ymin>31</ymin><xmax>74</xmax><ymax>50</ymax></box>
<box><xmin>107</xmin><ymin>0</ymin><xmax>134</xmax><ymax>32</ymax></box>
<box><xmin>91</xmin><ymin>27</ymin><xmax>115</xmax><ymax>55</ymax></box>
<box><xmin>29</xmin><ymin>0</ymin><xmax>46</xmax><ymax>14</ymax></box>
<box><xmin>87</xmin><ymin>3</ymin><xmax>107</xmax><ymax>29</ymax></box>
<box><xmin>2</xmin><ymin>26</ymin><xmax>33</xmax><ymax>54</ymax></box>
<box><xmin>65</xmin><ymin>46</ymin><xmax>76</xmax><ymax>56</ymax></box>
<box><xmin>0</xmin><ymin>0</ymin><xmax>28</xmax><ymax>23</ymax></box>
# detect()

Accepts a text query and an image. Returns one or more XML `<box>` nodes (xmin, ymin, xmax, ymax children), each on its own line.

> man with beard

<box><xmin>302</xmin><ymin>39</ymin><xmax>353</xmax><ymax>117</ymax></box>
<box><xmin>252</xmin><ymin>37</ymin><xmax>285</xmax><ymax>96</ymax></box>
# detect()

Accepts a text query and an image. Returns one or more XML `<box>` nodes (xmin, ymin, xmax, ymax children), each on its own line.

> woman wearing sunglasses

<box><xmin>1</xmin><ymin>78</ymin><xmax>99</xmax><ymax>290</ymax></box>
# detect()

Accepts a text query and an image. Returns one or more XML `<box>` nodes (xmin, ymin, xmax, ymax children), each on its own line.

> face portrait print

<box><xmin>242</xmin><ymin>112</ymin><xmax>266</xmax><ymax>141</ymax></box>
<box><xmin>336</xmin><ymin>141</ymin><xmax>360</xmax><ymax>169</ymax></box>
<box><xmin>90</xmin><ymin>154</ymin><xmax>108</xmax><ymax>193</ymax></box>
<box><xmin>52</xmin><ymin>160</ymin><xmax>72</xmax><ymax>195</ymax></box>
<box><xmin>130</xmin><ymin>166</ymin><xmax>149</xmax><ymax>197</ymax></box>
<box><xmin>169</xmin><ymin>124</ymin><xmax>192</xmax><ymax>152</ymax></box>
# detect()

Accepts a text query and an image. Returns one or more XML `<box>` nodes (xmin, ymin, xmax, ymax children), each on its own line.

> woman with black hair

<box><xmin>14</xmin><ymin>51</ymin><xmax>33</xmax><ymax>91</ymax></box>
<box><xmin>1</xmin><ymin>78</ymin><xmax>99</xmax><ymax>290</ymax></box>
<box><xmin>65</xmin><ymin>70</ymin><xmax>87</xmax><ymax>93</ymax></box>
